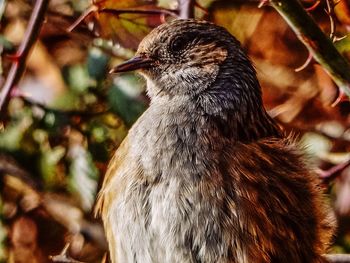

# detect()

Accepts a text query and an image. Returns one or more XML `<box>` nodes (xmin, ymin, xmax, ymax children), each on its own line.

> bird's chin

<box><xmin>142</xmin><ymin>74</ymin><xmax>162</xmax><ymax>99</ymax></box>
<box><xmin>137</xmin><ymin>68</ymin><xmax>149</xmax><ymax>75</ymax></box>
<box><xmin>137</xmin><ymin>69</ymin><xmax>156</xmax><ymax>80</ymax></box>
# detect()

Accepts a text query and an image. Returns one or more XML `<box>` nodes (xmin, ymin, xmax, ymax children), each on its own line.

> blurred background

<box><xmin>1</xmin><ymin>0</ymin><xmax>350</xmax><ymax>262</ymax></box>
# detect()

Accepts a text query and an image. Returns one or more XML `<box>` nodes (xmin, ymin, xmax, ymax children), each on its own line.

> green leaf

<box><xmin>0</xmin><ymin>113</ymin><xmax>33</xmax><ymax>152</ymax></box>
<box><xmin>0</xmin><ymin>35</ymin><xmax>13</xmax><ymax>51</ymax></box>
<box><xmin>35</xmin><ymin>130</ymin><xmax>66</xmax><ymax>187</ymax></box>
<box><xmin>108</xmin><ymin>74</ymin><xmax>147</xmax><ymax>126</ymax></box>
<box><xmin>87</xmin><ymin>47</ymin><xmax>110</xmax><ymax>81</ymax></box>
<box><xmin>68</xmin><ymin>143</ymin><xmax>99</xmax><ymax>212</ymax></box>
<box><xmin>65</xmin><ymin>65</ymin><xmax>94</xmax><ymax>93</ymax></box>
<box><xmin>335</xmin><ymin>34</ymin><xmax>350</xmax><ymax>54</ymax></box>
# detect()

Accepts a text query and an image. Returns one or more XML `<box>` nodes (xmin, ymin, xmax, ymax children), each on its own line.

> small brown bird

<box><xmin>96</xmin><ymin>19</ymin><xmax>335</xmax><ymax>263</ymax></box>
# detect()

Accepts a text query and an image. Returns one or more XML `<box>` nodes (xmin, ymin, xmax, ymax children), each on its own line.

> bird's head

<box><xmin>111</xmin><ymin>19</ymin><xmax>257</xmax><ymax>98</ymax></box>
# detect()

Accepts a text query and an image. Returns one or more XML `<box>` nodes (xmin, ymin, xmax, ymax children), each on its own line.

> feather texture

<box><xmin>96</xmin><ymin>19</ymin><xmax>335</xmax><ymax>263</ymax></box>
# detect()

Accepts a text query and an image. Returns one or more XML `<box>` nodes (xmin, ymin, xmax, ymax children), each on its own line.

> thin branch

<box><xmin>268</xmin><ymin>0</ymin><xmax>350</xmax><ymax>98</ymax></box>
<box><xmin>67</xmin><ymin>5</ymin><xmax>98</xmax><ymax>32</ymax></box>
<box><xmin>69</xmin><ymin>6</ymin><xmax>178</xmax><ymax>32</ymax></box>
<box><xmin>305</xmin><ymin>0</ymin><xmax>321</xmax><ymax>11</ymax></box>
<box><xmin>0</xmin><ymin>0</ymin><xmax>49</xmax><ymax>120</ymax></box>
<box><xmin>178</xmin><ymin>0</ymin><xmax>196</xmax><ymax>19</ymax></box>
<box><xmin>319</xmin><ymin>159</ymin><xmax>350</xmax><ymax>183</ymax></box>
<box><xmin>331</xmin><ymin>88</ymin><xmax>347</xmax><ymax>107</ymax></box>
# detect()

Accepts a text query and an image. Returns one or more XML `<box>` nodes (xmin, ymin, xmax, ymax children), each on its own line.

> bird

<box><xmin>95</xmin><ymin>19</ymin><xmax>335</xmax><ymax>263</ymax></box>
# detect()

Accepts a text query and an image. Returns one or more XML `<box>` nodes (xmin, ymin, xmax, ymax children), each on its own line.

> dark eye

<box><xmin>170</xmin><ymin>35</ymin><xmax>195</xmax><ymax>53</ymax></box>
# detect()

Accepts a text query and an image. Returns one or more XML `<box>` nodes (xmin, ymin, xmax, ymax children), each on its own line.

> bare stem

<box><xmin>0</xmin><ymin>0</ymin><xmax>49</xmax><ymax>120</ymax></box>
<box><xmin>269</xmin><ymin>0</ymin><xmax>350</xmax><ymax>97</ymax></box>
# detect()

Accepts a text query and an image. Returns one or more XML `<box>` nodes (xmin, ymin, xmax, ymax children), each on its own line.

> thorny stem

<box><xmin>178</xmin><ymin>0</ymin><xmax>196</xmax><ymax>19</ymax></box>
<box><xmin>0</xmin><ymin>0</ymin><xmax>49</xmax><ymax>120</ymax></box>
<box><xmin>268</xmin><ymin>0</ymin><xmax>350</xmax><ymax>97</ymax></box>
<box><xmin>67</xmin><ymin>4</ymin><xmax>98</xmax><ymax>32</ymax></box>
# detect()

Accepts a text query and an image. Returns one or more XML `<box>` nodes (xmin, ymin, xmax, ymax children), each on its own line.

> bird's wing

<box><xmin>95</xmin><ymin>134</ymin><xmax>144</xmax><ymax>263</ymax></box>
<box><xmin>221</xmin><ymin>138</ymin><xmax>334</xmax><ymax>262</ymax></box>
<box><xmin>95</xmin><ymin>134</ymin><xmax>132</xmax><ymax>217</ymax></box>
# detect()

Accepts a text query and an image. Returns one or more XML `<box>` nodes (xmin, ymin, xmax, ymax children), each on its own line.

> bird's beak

<box><xmin>109</xmin><ymin>55</ymin><xmax>154</xmax><ymax>74</ymax></box>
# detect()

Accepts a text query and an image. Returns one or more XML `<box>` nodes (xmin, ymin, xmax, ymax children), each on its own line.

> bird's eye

<box><xmin>170</xmin><ymin>35</ymin><xmax>194</xmax><ymax>53</ymax></box>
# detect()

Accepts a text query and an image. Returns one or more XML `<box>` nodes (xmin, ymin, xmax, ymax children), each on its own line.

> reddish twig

<box><xmin>331</xmin><ymin>88</ymin><xmax>349</xmax><ymax>107</ymax></box>
<box><xmin>67</xmin><ymin>5</ymin><xmax>98</xmax><ymax>32</ymax></box>
<box><xmin>319</xmin><ymin>159</ymin><xmax>350</xmax><ymax>183</ymax></box>
<box><xmin>305</xmin><ymin>0</ymin><xmax>321</xmax><ymax>11</ymax></box>
<box><xmin>0</xmin><ymin>0</ymin><xmax>49</xmax><ymax>120</ymax></box>
<box><xmin>295</xmin><ymin>51</ymin><xmax>313</xmax><ymax>72</ymax></box>
<box><xmin>178</xmin><ymin>0</ymin><xmax>196</xmax><ymax>19</ymax></box>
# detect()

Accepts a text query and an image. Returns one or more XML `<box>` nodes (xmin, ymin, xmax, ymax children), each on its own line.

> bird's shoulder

<box><xmin>220</xmin><ymin>135</ymin><xmax>325</xmax><ymax>222</ymax></box>
<box><xmin>94</xmin><ymin>134</ymin><xmax>140</xmax><ymax>217</ymax></box>
<box><xmin>225</xmin><ymin>136</ymin><xmax>311</xmax><ymax>179</ymax></box>
<box><xmin>94</xmin><ymin>110</ymin><xmax>152</xmax><ymax>217</ymax></box>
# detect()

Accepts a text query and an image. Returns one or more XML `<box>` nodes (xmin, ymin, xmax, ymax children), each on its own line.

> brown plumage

<box><xmin>96</xmin><ymin>19</ymin><xmax>335</xmax><ymax>263</ymax></box>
